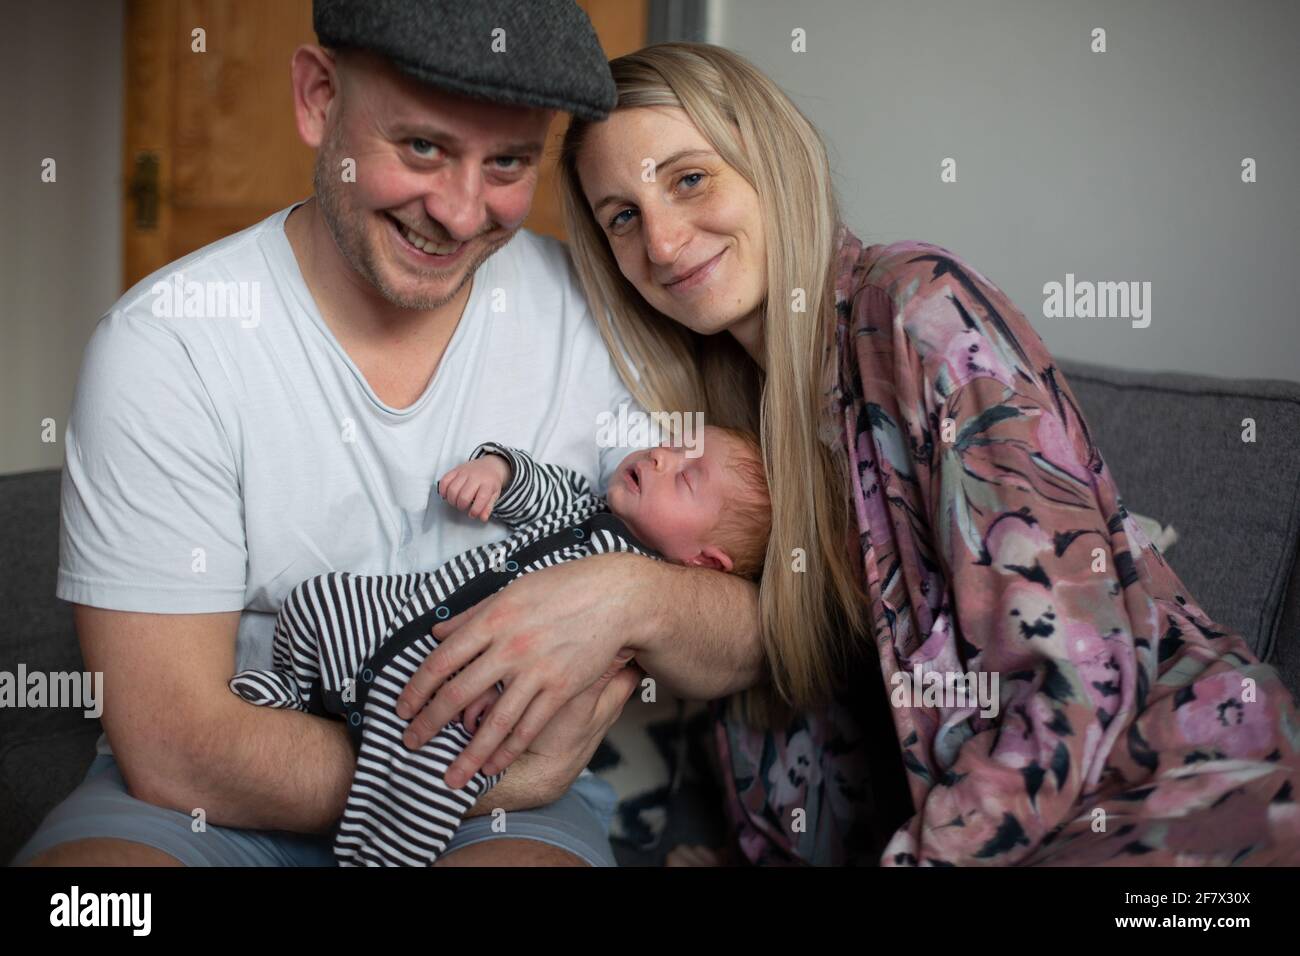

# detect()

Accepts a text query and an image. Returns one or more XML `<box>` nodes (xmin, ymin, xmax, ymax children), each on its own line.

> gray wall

<box><xmin>707</xmin><ymin>0</ymin><xmax>1299</xmax><ymax>381</ymax></box>
<box><xmin>0</xmin><ymin>0</ymin><xmax>123</xmax><ymax>476</ymax></box>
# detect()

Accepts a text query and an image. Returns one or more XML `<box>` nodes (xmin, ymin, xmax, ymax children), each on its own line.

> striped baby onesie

<box><xmin>229</xmin><ymin>442</ymin><xmax>659</xmax><ymax>866</ymax></box>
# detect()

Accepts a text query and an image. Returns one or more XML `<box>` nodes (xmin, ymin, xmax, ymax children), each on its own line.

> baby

<box><xmin>444</xmin><ymin>424</ymin><xmax>771</xmax><ymax>733</ymax></box>
<box><xmin>229</xmin><ymin>424</ymin><xmax>770</xmax><ymax>866</ymax></box>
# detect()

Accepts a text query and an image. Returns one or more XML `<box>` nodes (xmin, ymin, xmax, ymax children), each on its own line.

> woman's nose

<box><xmin>641</xmin><ymin>206</ymin><xmax>689</xmax><ymax>267</ymax></box>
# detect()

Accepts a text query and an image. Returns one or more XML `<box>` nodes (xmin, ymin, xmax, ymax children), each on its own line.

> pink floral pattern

<box><xmin>713</xmin><ymin>229</ymin><xmax>1300</xmax><ymax>866</ymax></box>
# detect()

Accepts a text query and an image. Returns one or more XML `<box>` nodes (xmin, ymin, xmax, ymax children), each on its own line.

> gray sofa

<box><xmin>4</xmin><ymin>356</ymin><xmax>1300</xmax><ymax>865</ymax></box>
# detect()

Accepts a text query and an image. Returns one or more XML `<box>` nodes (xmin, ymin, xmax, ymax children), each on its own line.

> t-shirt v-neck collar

<box><xmin>268</xmin><ymin>201</ymin><xmax>486</xmax><ymax>419</ymax></box>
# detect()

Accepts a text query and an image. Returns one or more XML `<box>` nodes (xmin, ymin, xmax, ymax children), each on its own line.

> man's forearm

<box><xmin>628</xmin><ymin>557</ymin><xmax>765</xmax><ymax>700</ymax></box>
<box><xmin>463</xmin><ymin>756</ymin><xmax>549</xmax><ymax>818</ymax></box>
<box><xmin>153</xmin><ymin>698</ymin><xmax>357</xmax><ymax>834</ymax></box>
<box><xmin>161</xmin><ymin>696</ymin><xmax>548</xmax><ymax>830</ymax></box>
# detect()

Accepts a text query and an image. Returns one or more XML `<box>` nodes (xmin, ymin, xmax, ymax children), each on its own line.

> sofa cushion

<box><xmin>1271</xmin><ymin>539</ymin><xmax>1300</xmax><ymax>701</ymax></box>
<box><xmin>0</xmin><ymin>468</ymin><xmax>103</xmax><ymax>862</ymax></box>
<box><xmin>1056</xmin><ymin>358</ymin><xmax>1300</xmax><ymax>663</ymax></box>
<box><xmin>0</xmin><ymin>468</ymin><xmax>94</xmax><ymax>738</ymax></box>
<box><xmin>0</xmin><ymin>470</ymin><xmax>79</xmax><ymax>676</ymax></box>
<box><xmin>1128</xmin><ymin>510</ymin><xmax>1179</xmax><ymax>553</ymax></box>
<box><xmin>0</xmin><ymin>727</ymin><xmax>101</xmax><ymax>863</ymax></box>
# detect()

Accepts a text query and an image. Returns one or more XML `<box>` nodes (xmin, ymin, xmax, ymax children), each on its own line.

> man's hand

<box><xmin>396</xmin><ymin>552</ymin><xmax>763</xmax><ymax>791</ymax></box>
<box><xmin>438</xmin><ymin>454</ymin><xmax>511</xmax><ymax>522</ymax></box>
<box><xmin>396</xmin><ymin>555</ymin><xmax>641</xmax><ymax>788</ymax></box>
<box><xmin>459</xmin><ymin>685</ymin><xmax>501</xmax><ymax>734</ymax></box>
<box><xmin>464</xmin><ymin>659</ymin><xmax>641</xmax><ymax>816</ymax></box>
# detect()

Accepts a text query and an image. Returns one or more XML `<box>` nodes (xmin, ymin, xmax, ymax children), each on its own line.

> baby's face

<box><xmin>606</xmin><ymin>428</ymin><xmax>737</xmax><ymax>569</ymax></box>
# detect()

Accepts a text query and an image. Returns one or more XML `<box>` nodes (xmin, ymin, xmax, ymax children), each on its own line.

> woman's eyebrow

<box><xmin>591</xmin><ymin>148</ymin><xmax>716</xmax><ymax>213</ymax></box>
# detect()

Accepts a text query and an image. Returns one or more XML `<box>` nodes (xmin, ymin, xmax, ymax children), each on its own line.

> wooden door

<box><xmin>122</xmin><ymin>0</ymin><xmax>317</xmax><ymax>289</ymax></box>
<box><xmin>122</xmin><ymin>0</ymin><xmax>646</xmax><ymax>291</ymax></box>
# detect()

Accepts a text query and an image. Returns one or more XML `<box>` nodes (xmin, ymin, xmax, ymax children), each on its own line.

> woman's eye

<box><xmin>679</xmin><ymin>172</ymin><xmax>704</xmax><ymax>190</ymax></box>
<box><xmin>492</xmin><ymin>156</ymin><xmax>523</xmax><ymax>171</ymax></box>
<box><xmin>608</xmin><ymin>208</ymin><xmax>635</xmax><ymax>230</ymax></box>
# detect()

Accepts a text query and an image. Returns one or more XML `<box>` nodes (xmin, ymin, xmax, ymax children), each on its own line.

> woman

<box><xmin>558</xmin><ymin>42</ymin><xmax>1300</xmax><ymax>865</ymax></box>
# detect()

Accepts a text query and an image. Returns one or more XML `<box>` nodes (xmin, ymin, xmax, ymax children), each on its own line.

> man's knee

<box><xmin>21</xmin><ymin>837</ymin><xmax>185</xmax><ymax>867</ymax></box>
<box><xmin>434</xmin><ymin>838</ymin><xmax>589</xmax><ymax>867</ymax></box>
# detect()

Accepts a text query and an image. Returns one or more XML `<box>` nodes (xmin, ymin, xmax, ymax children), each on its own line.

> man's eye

<box><xmin>410</xmin><ymin>138</ymin><xmax>441</xmax><ymax>158</ymax></box>
<box><xmin>492</xmin><ymin>156</ymin><xmax>524</xmax><ymax>170</ymax></box>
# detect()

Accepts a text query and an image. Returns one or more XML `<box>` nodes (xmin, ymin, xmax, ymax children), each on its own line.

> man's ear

<box><xmin>686</xmin><ymin>545</ymin><xmax>733</xmax><ymax>573</ymax></box>
<box><xmin>290</xmin><ymin>44</ymin><xmax>339</xmax><ymax>150</ymax></box>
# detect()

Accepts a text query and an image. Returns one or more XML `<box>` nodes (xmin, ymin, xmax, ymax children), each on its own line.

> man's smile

<box><xmin>385</xmin><ymin>212</ymin><xmax>466</xmax><ymax>260</ymax></box>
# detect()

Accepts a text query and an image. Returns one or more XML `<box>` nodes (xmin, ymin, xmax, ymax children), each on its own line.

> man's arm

<box><xmin>621</xmin><ymin>554</ymin><xmax>766</xmax><ymax>700</ymax></box>
<box><xmin>78</xmin><ymin>604</ymin><xmax>591</xmax><ymax>831</ymax></box>
<box><xmin>400</xmin><ymin>552</ymin><xmax>766</xmax><ymax>752</ymax></box>
<box><xmin>465</xmin><ymin>658</ymin><xmax>642</xmax><ymax>817</ymax></box>
<box><xmin>76</xmin><ymin>605</ymin><xmax>356</xmax><ymax>833</ymax></box>
<box><xmin>398</xmin><ymin>551</ymin><xmax>766</xmax><ymax>788</ymax></box>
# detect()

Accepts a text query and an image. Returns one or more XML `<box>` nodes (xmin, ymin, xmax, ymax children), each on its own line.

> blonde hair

<box><xmin>559</xmin><ymin>43</ymin><xmax>868</xmax><ymax>729</ymax></box>
<box><xmin>708</xmin><ymin>426</ymin><xmax>771</xmax><ymax>581</ymax></box>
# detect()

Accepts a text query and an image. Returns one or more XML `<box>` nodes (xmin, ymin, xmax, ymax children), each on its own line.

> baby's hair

<box><xmin>709</xmin><ymin>425</ymin><xmax>772</xmax><ymax>580</ymax></box>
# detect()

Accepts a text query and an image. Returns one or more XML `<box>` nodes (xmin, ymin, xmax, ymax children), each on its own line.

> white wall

<box><xmin>708</xmin><ymin>0</ymin><xmax>1299</xmax><ymax>380</ymax></box>
<box><xmin>0</xmin><ymin>0</ymin><xmax>123</xmax><ymax>475</ymax></box>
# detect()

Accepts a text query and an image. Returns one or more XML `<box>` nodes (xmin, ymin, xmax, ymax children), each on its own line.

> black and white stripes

<box><xmin>229</xmin><ymin>444</ymin><xmax>658</xmax><ymax>865</ymax></box>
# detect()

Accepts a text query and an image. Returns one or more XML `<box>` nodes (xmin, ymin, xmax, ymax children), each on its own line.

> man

<box><xmin>15</xmin><ymin>0</ymin><xmax>762</xmax><ymax>868</ymax></box>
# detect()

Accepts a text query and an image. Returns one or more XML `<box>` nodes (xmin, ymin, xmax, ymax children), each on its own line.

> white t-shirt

<box><xmin>57</xmin><ymin>202</ymin><xmax>647</xmax><ymax>755</ymax></box>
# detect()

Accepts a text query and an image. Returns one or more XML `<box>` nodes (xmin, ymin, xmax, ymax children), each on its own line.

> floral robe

<box><xmin>713</xmin><ymin>229</ymin><xmax>1300</xmax><ymax>866</ymax></box>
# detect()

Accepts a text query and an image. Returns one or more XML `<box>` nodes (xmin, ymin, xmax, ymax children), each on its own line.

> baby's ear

<box><xmin>687</xmin><ymin>546</ymin><xmax>733</xmax><ymax>573</ymax></box>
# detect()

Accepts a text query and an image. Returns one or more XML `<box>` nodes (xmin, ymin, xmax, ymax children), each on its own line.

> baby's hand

<box><xmin>438</xmin><ymin>454</ymin><xmax>511</xmax><ymax>522</ymax></box>
<box><xmin>459</xmin><ymin>686</ymin><xmax>502</xmax><ymax>736</ymax></box>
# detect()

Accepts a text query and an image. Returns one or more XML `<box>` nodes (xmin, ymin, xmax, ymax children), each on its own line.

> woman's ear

<box><xmin>686</xmin><ymin>546</ymin><xmax>734</xmax><ymax>574</ymax></box>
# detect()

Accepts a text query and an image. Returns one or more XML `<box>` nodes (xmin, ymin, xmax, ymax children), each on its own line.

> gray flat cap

<box><xmin>313</xmin><ymin>0</ymin><xmax>617</xmax><ymax>121</ymax></box>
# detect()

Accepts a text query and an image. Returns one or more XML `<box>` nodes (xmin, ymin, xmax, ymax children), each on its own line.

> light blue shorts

<box><xmin>10</xmin><ymin>755</ymin><xmax>620</xmax><ymax>867</ymax></box>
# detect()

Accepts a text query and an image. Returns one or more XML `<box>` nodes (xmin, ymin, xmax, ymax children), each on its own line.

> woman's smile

<box><xmin>663</xmin><ymin>249</ymin><xmax>725</xmax><ymax>295</ymax></box>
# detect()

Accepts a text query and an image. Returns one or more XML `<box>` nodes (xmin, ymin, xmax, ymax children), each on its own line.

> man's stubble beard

<box><xmin>312</xmin><ymin>122</ymin><xmax>515</xmax><ymax>312</ymax></box>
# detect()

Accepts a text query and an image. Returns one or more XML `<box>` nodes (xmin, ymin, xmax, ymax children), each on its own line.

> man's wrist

<box><xmin>621</xmin><ymin>553</ymin><xmax>670</xmax><ymax>656</ymax></box>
